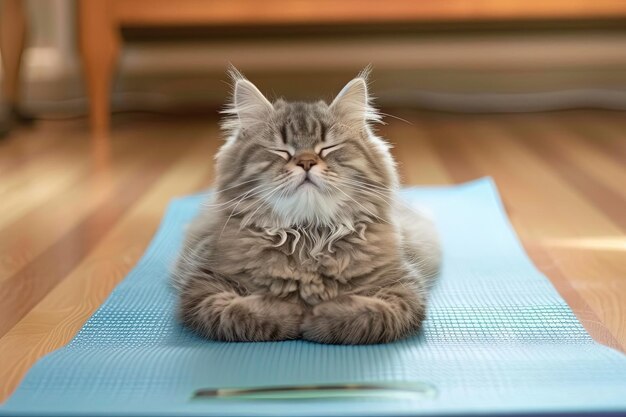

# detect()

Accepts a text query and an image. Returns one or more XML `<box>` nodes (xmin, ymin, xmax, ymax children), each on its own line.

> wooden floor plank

<box><xmin>0</xmin><ymin>134</ymin><xmax>219</xmax><ymax>402</ymax></box>
<box><xmin>0</xmin><ymin>146</ymin><xmax>94</xmax><ymax>231</ymax></box>
<box><xmin>0</xmin><ymin>136</ymin><xmax>145</xmax><ymax>281</ymax></box>
<box><xmin>534</xmin><ymin>117</ymin><xmax>626</xmax><ymax>201</ymax></box>
<box><xmin>563</xmin><ymin>112</ymin><xmax>626</xmax><ymax>164</ymax></box>
<box><xmin>0</xmin><ymin>127</ymin><xmax>203</xmax><ymax>336</ymax></box>
<box><xmin>0</xmin><ymin>124</ymin><xmax>77</xmax><ymax>176</ymax></box>
<box><xmin>508</xmin><ymin>117</ymin><xmax>626</xmax><ymax>231</ymax></box>
<box><xmin>383</xmin><ymin>119</ymin><xmax>452</xmax><ymax>185</ymax></box>
<box><xmin>421</xmin><ymin>116</ymin><xmax>484</xmax><ymax>183</ymax></box>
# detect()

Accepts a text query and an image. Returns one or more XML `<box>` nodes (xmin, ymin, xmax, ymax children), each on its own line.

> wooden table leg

<box><xmin>0</xmin><ymin>0</ymin><xmax>27</xmax><ymax>115</ymax></box>
<box><xmin>79</xmin><ymin>0</ymin><xmax>120</xmax><ymax>134</ymax></box>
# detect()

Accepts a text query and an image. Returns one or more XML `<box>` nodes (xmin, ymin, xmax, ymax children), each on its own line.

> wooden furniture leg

<box><xmin>0</xmin><ymin>0</ymin><xmax>27</xmax><ymax>112</ymax></box>
<box><xmin>79</xmin><ymin>0</ymin><xmax>120</xmax><ymax>134</ymax></box>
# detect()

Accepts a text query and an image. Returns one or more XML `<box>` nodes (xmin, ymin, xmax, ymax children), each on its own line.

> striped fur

<box><xmin>173</xmin><ymin>70</ymin><xmax>440</xmax><ymax>344</ymax></box>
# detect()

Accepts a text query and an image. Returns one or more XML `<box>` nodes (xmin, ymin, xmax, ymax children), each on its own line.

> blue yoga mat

<box><xmin>2</xmin><ymin>178</ymin><xmax>625</xmax><ymax>416</ymax></box>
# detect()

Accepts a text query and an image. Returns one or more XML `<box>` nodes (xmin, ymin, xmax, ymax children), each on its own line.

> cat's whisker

<box><xmin>219</xmin><ymin>178</ymin><xmax>290</xmax><ymax>237</ymax></box>
<box><xmin>208</xmin><ymin>177</ymin><xmax>260</xmax><ymax>196</ymax></box>
<box><xmin>351</xmin><ymin>174</ymin><xmax>398</xmax><ymax>192</ymax></box>
<box><xmin>332</xmin><ymin>177</ymin><xmax>429</xmax><ymax>219</ymax></box>
<box><xmin>324</xmin><ymin>177</ymin><xmax>394</xmax><ymax>205</ymax></box>
<box><xmin>238</xmin><ymin>173</ymin><xmax>298</xmax><ymax>227</ymax></box>
<box><xmin>324</xmin><ymin>181</ymin><xmax>389</xmax><ymax>225</ymax></box>
<box><xmin>240</xmin><ymin>180</ymin><xmax>291</xmax><ymax>229</ymax></box>
<box><xmin>330</xmin><ymin>177</ymin><xmax>393</xmax><ymax>197</ymax></box>
<box><xmin>204</xmin><ymin>183</ymin><xmax>283</xmax><ymax>216</ymax></box>
<box><xmin>337</xmin><ymin>184</ymin><xmax>394</xmax><ymax>207</ymax></box>
<box><xmin>326</xmin><ymin>173</ymin><xmax>395</xmax><ymax>194</ymax></box>
<box><xmin>203</xmin><ymin>173</ymin><xmax>290</xmax><ymax>209</ymax></box>
<box><xmin>202</xmin><ymin>184</ymin><xmax>272</xmax><ymax>211</ymax></box>
<box><xmin>377</xmin><ymin>111</ymin><xmax>413</xmax><ymax>125</ymax></box>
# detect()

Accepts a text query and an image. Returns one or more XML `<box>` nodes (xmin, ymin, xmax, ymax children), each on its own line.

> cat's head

<box><xmin>214</xmin><ymin>68</ymin><xmax>398</xmax><ymax>228</ymax></box>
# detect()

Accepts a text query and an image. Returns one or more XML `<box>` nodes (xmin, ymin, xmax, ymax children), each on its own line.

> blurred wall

<box><xmin>5</xmin><ymin>0</ymin><xmax>626</xmax><ymax>114</ymax></box>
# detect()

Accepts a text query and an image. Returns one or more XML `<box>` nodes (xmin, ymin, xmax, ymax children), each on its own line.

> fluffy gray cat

<box><xmin>173</xmin><ymin>69</ymin><xmax>440</xmax><ymax>344</ymax></box>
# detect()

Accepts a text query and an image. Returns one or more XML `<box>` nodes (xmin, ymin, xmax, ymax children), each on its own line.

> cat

<box><xmin>172</xmin><ymin>68</ymin><xmax>440</xmax><ymax>345</ymax></box>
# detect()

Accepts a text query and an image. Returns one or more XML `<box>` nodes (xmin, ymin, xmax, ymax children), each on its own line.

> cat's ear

<box><xmin>330</xmin><ymin>69</ymin><xmax>381</xmax><ymax>128</ymax></box>
<box><xmin>223</xmin><ymin>68</ymin><xmax>273</xmax><ymax>134</ymax></box>
<box><xmin>234</xmin><ymin>78</ymin><xmax>273</xmax><ymax>125</ymax></box>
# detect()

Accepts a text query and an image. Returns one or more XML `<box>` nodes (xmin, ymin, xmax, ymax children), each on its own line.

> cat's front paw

<box><xmin>219</xmin><ymin>295</ymin><xmax>303</xmax><ymax>342</ymax></box>
<box><xmin>301</xmin><ymin>295</ymin><xmax>404</xmax><ymax>345</ymax></box>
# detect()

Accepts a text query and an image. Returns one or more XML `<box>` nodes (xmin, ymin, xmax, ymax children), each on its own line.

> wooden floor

<box><xmin>0</xmin><ymin>110</ymin><xmax>625</xmax><ymax>402</ymax></box>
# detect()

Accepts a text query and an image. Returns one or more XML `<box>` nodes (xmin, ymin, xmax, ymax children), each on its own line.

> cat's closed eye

<box><xmin>269</xmin><ymin>149</ymin><xmax>292</xmax><ymax>160</ymax></box>
<box><xmin>269</xmin><ymin>144</ymin><xmax>343</xmax><ymax>161</ymax></box>
<box><xmin>318</xmin><ymin>143</ymin><xmax>344</xmax><ymax>158</ymax></box>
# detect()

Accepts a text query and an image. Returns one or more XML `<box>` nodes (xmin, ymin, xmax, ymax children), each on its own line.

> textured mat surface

<box><xmin>2</xmin><ymin>178</ymin><xmax>626</xmax><ymax>416</ymax></box>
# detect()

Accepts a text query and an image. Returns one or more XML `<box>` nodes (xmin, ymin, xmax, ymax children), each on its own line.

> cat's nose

<box><xmin>294</xmin><ymin>153</ymin><xmax>318</xmax><ymax>171</ymax></box>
